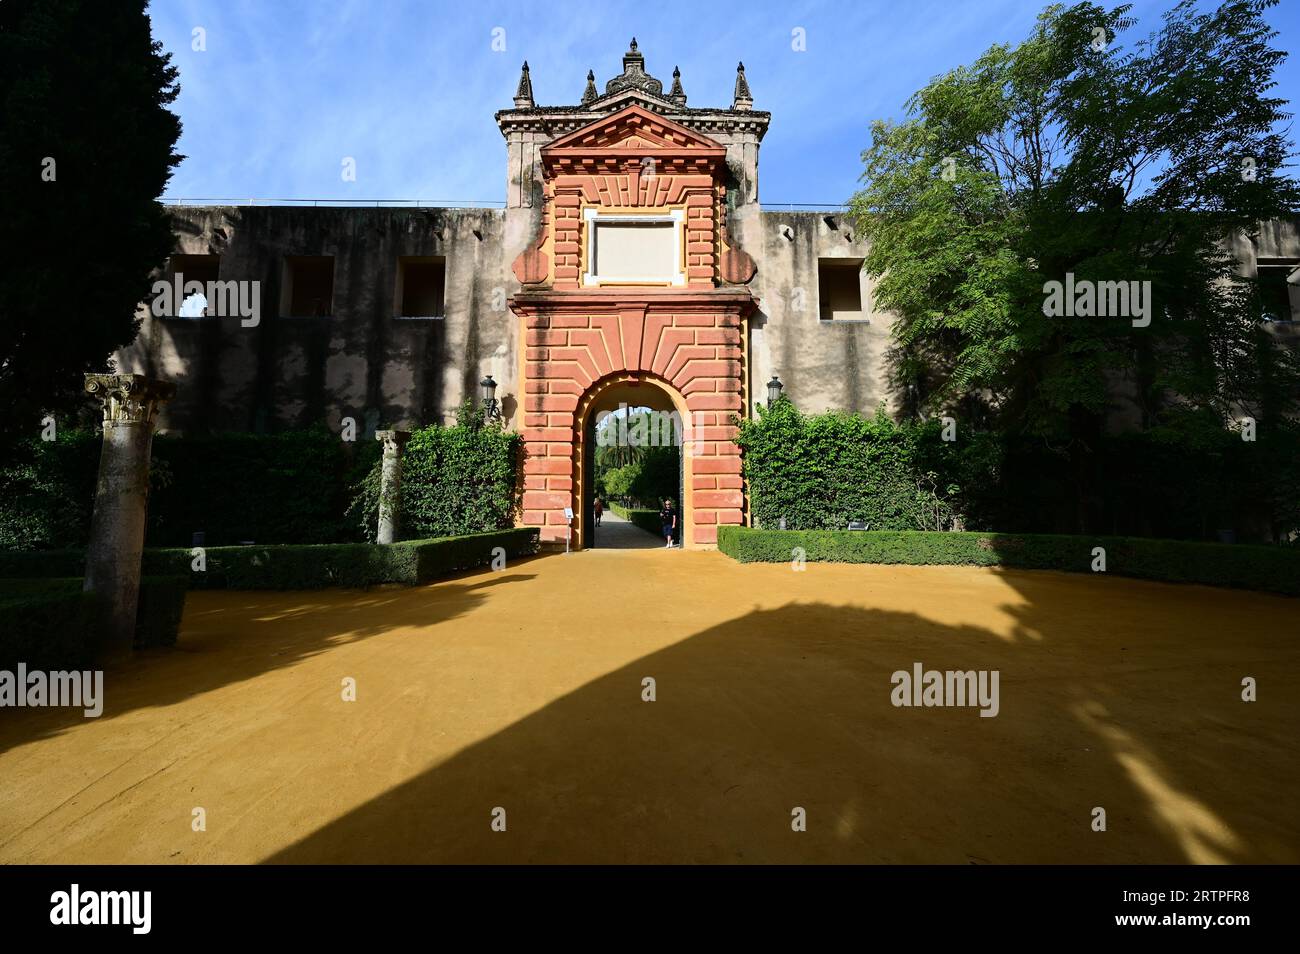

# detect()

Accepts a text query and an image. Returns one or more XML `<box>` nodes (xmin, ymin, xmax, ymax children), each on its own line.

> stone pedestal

<box><xmin>375</xmin><ymin>430</ymin><xmax>410</xmax><ymax>544</ymax></box>
<box><xmin>83</xmin><ymin>374</ymin><xmax>175</xmax><ymax>655</ymax></box>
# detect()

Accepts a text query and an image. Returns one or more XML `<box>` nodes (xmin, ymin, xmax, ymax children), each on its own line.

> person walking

<box><xmin>660</xmin><ymin>498</ymin><xmax>678</xmax><ymax>548</ymax></box>
<box><xmin>593</xmin><ymin>497</ymin><xmax>603</xmax><ymax>526</ymax></box>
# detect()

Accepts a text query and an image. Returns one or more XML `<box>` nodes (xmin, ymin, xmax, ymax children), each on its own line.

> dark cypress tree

<box><xmin>0</xmin><ymin>0</ymin><xmax>182</xmax><ymax>447</ymax></box>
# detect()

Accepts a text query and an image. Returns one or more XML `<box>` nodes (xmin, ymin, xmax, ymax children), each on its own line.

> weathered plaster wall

<box><xmin>120</xmin><ymin>200</ymin><xmax>1297</xmax><ymax>443</ymax></box>
<box><xmin>744</xmin><ymin>211</ymin><xmax>891</xmax><ymax>415</ymax></box>
<box><xmin>119</xmin><ymin>202</ymin><xmax>907</xmax><ymax>438</ymax></box>
<box><xmin>116</xmin><ymin>206</ymin><xmax>520</xmax><ymax>435</ymax></box>
<box><xmin>1245</xmin><ymin>218</ymin><xmax>1300</xmax><ymax>265</ymax></box>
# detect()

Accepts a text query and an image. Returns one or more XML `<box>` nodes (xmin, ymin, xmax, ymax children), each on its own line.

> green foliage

<box><xmin>608</xmin><ymin>503</ymin><xmax>662</xmax><ymax>537</ymax></box>
<box><xmin>981</xmin><ymin>412</ymin><xmax>1300</xmax><ymax>540</ymax></box>
<box><xmin>594</xmin><ymin>412</ymin><xmax>652</xmax><ymax>469</ymax></box>
<box><xmin>348</xmin><ymin>407</ymin><xmax>521</xmax><ymax>541</ymax></box>
<box><xmin>600</xmin><ymin>448</ymin><xmax>680</xmax><ymax>508</ymax></box>
<box><xmin>133</xmin><ymin>575</ymin><xmax>189</xmax><ymax>649</ymax></box>
<box><xmin>0</xmin><ymin>429</ymin><xmax>382</xmax><ymax>550</ymax></box>
<box><xmin>150</xmin><ymin>429</ymin><xmax>380</xmax><ymax>546</ymax></box>
<box><xmin>593</xmin><ymin>408</ymin><xmax>680</xmax><ymax>506</ymax></box>
<box><xmin>734</xmin><ymin>398</ymin><xmax>995</xmax><ymax>531</ymax></box>
<box><xmin>142</xmin><ymin>529</ymin><xmax>539</xmax><ymax>589</ymax></box>
<box><xmin>734</xmin><ymin>396</ymin><xmax>1299</xmax><ymax>540</ymax></box>
<box><xmin>0</xmin><ymin>431</ymin><xmax>101</xmax><ymax>550</ymax></box>
<box><xmin>849</xmin><ymin>0</ymin><xmax>1300</xmax><ymax>437</ymax></box>
<box><xmin>0</xmin><ymin>574</ymin><xmax>188</xmax><ymax>667</ymax></box>
<box><xmin>601</xmin><ymin>464</ymin><xmax>638</xmax><ymax>502</ymax></box>
<box><xmin>0</xmin><ymin>579</ymin><xmax>101</xmax><ymax>670</ymax></box>
<box><xmin>629</xmin><ymin>446</ymin><xmax>680</xmax><ymax>505</ymax></box>
<box><xmin>717</xmin><ymin>527</ymin><xmax>1300</xmax><ymax>596</ymax></box>
<box><xmin>0</xmin><ymin>550</ymin><xmax>86</xmax><ymax>578</ymax></box>
<box><xmin>0</xmin><ymin>0</ymin><xmax>183</xmax><ymax>449</ymax></box>
<box><xmin>0</xmin><ymin>530</ymin><xmax>540</xmax><ymax>590</ymax></box>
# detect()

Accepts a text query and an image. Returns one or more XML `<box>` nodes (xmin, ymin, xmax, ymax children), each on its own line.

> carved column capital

<box><xmin>375</xmin><ymin>429</ymin><xmax>411</xmax><ymax>456</ymax></box>
<box><xmin>84</xmin><ymin>374</ymin><xmax>176</xmax><ymax>427</ymax></box>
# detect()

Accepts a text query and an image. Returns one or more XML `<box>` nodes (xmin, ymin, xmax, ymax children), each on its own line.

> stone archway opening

<box><xmin>576</xmin><ymin>373</ymin><xmax>690</xmax><ymax>550</ymax></box>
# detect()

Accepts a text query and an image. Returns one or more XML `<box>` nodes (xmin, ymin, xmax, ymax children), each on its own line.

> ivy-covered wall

<box><xmin>347</xmin><ymin>408</ymin><xmax>522</xmax><ymax>541</ymax></box>
<box><xmin>735</xmin><ymin>400</ymin><xmax>993</xmax><ymax>532</ymax></box>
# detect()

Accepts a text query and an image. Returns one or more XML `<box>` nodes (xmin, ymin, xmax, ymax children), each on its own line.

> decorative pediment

<box><xmin>584</xmin><ymin>86</ymin><xmax>681</xmax><ymax>116</ymax></box>
<box><xmin>542</xmin><ymin>104</ymin><xmax>725</xmax><ymax>171</ymax></box>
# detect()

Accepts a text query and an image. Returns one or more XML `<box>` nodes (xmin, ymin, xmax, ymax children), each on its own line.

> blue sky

<box><xmin>151</xmin><ymin>0</ymin><xmax>1298</xmax><ymax>205</ymax></box>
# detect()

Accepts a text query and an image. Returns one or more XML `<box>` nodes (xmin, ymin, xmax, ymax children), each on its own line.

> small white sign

<box><xmin>563</xmin><ymin>507</ymin><xmax>574</xmax><ymax>521</ymax></box>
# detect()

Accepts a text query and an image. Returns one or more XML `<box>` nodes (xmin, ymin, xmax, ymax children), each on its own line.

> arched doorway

<box><xmin>575</xmin><ymin>372</ymin><xmax>691</xmax><ymax>550</ymax></box>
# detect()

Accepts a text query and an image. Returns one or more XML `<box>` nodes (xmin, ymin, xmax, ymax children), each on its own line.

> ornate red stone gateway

<box><xmin>510</xmin><ymin>103</ymin><xmax>757</xmax><ymax>549</ymax></box>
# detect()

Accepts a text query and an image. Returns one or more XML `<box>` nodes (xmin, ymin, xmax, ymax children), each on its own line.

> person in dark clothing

<box><xmin>659</xmin><ymin>498</ymin><xmax>678</xmax><ymax>548</ymax></box>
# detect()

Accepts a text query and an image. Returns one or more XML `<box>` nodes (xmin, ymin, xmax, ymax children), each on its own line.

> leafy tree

<box><xmin>849</xmin><ymin>1</ymin><xmax>1299</xmax><ymax>528</ymax></box>
<box><xmin>0</xmin><ymin>0</ymin><xmax>182</xmax><ymax>447</ymax></box>
<box><xmin>593</xmin><ymin>407</ymin><xmax>678</xmax><ymax>503</ymax></box>
<box><xmin>629</xmin><ymin>445</ymin><xmax>680</xmax><ymax>506</ymax></box>
<box><xmin>601</xmin><ymin>463</ymin><xmax>638</xmax><ymax>502</ymax></box>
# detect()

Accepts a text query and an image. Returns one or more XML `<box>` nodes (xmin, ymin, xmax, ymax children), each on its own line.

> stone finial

<box><xmin>669</xmin><ymin>66</ymin><xmax>686</xmax><ymax>106</ymax></box>
<box><xmin>84</xmin><ymin>373</ymin><xmax>176</xmax><ymax>427</ymax></box>
<box><xmin>732</xmin><ymin>61</ymin><xmax>753</xmax><ymax>111</ymax></box>
<box><xmin>606</xmin><ymin>37</ymin><xmax>663</xmax><ymax>97</ymax></box>
<box><xmin>513</xmin><ymin>61</ymin><xmax>534</xmax><ymax>108</ymax></box>
<box><xmin>581</xmin><ymin>69</ymin><xmax>598</xmax><ymax>105</ymax></box>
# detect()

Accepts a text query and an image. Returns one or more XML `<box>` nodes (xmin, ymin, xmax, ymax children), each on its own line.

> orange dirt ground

<box><xmin>1</xmin><ymin>546</ymin><xmax>1296</xmax><ymax>864</ymax></box>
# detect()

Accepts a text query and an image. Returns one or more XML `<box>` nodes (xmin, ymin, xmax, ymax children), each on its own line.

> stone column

<box><xmin>83</xmin><ymin>373</ymin><xmax>176</xmax><ymax>655</ymax></box>
<box><xmin>375</xmin><ymin>430</ymin><xmax>410</xmax><ymax>544</ymax></box>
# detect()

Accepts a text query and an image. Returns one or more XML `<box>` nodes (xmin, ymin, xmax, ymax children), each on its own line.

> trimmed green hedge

<box><xmin>0</xmin><ymin>549</ymin><xmax>85</xmax><ymax>579</ymax></box>
<box><xmin>149</xmin><ymin>429</ymin><xmax>380</xmax><ymax>546</ymax></box>
<box><xmin>0</xmin><ymin>575</ymin><xmax>189</xmax><ymax>669</ymax></box>
<box><xmin>0</xmin><ymin>579</ymin><xmax>101</xmax><ymax>671</ymax></box>
<box><xmin>732</xmin><ymin>399</ymin><xmax>1300</xmax><ymax>543</ymax></box>
<box><xmin>0</xmin><ymin>432</ymin><xmax>100</xmax><ymax>552</ymax></box>
<box><xmin>716</xmin><ymin>526</ymin><xmax>1300</xmax><ymax>596</ymax></box>
<box><xmin>143</xmin><ymin>528</ymin><xmax>540</xmax><ymax>589</ymax></box>
<box><xmin>134</xmin><ymin>576</ymin><xmax>189</xmax><ymax>649</ymax></box>
<box><xmin>347</xmin><ymin>407</ymin><xmax>522</xmax><ymax>542</ymax></box>
<box><xmin>608</xmin><ymin>502</ymin><xmax>663</xmax><ymax>537</ymax></box>
<box><xmin>735</xmin><ymin>400</ymin><xmax>994</xmax><ymax>532</ymax></box>
<box><xmin>0</xmin><ymin>429</ymin><xmax>381</xmax><ymax>551</ymax></box>
<box><xmin>0</xmin><ymin>529</ymin><xmax>540</xmax><ymax>590</ymax></box>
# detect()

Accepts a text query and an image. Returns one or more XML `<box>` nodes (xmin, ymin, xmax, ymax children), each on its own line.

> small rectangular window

<box><xmin>395</xmin><ymin>257</ymin><xmax>445</xmax><ymax>318</ymax></box>
<box><xmin>169</xmin><ymin>253</ymin><xmax>220</xmax><ymax>285</ymax></box>
<box><xmin>818</xmin><ymin>258</ymin><xmax>865</xmax><ymax>321</ymax></box>
<box><xmin>1257</xmin><ymin>263</ymin><xmax>1298</xmax><ymax>323</ymax></box>
<box><xmin>281</xmin><ymin>256</ymin><xmax>334</xmax><ymax>317</ymax></box>
<box><xmin>166</xmin><ymin>254</ymin><xmax>220</xmax><ymax>318</ymax></box>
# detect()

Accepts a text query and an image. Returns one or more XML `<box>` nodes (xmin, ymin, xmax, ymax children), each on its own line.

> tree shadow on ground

<box><xmin>263</xmin><ymin>589</ymin><xmax>1299</xmax><ymax>864</ymax></box>
<box><xmin>0</xmin><ymin>561</ymin><xmax>542</xmax><ymax>756</ymax></box>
